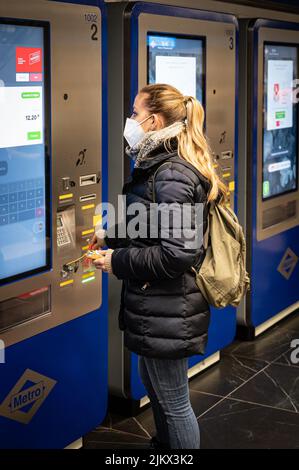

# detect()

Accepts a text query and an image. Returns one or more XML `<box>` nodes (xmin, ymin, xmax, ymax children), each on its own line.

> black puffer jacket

<box><xmin>105</xmin><ymin>143</ymin><xmax>211</xmax><ymax>359</ymax></box>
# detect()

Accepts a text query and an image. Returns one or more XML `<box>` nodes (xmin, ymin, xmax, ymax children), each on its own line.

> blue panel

<box><xmin>128</xmin><ymin>2</ymin><xmax>238</xmax><ymax>401</ymax></box>
<box><xmin>0</xmin><ymin>306</ymin><xmax>108</xmax><ymax>449</ymax></box>
<box><xmin>250</xmin><ymin>19</ymin><xmax>299</xmax><ymax>328</ymax></box>
<box><xmin>131</xmin><ymin>353</ymin><xmax>146</xmax><ymax>399</ymax></box>
<box><xmin>0</xmin><ymin>0</ymin><xmax>109</xmax><ymax>448</ymax></box>
<box><xmin>189</xmin><ymin>306</ymin><xmax>236</xmax><ymax>367</ymax></box>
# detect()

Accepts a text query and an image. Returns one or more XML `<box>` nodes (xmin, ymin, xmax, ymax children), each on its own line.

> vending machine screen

<box><xmin>263</xmin><ymin>43</ymin><xmax>298</xmax><ymax>200</ymax></box>
<box><xmin>147</xmin><ymin>33</ymin><xmax>205</xmax><ymax>103</ymax></box>
<box><xmin>0</xmin><ymin>20</ymin><xmax>50</xmax><ymax>285</ymax></box>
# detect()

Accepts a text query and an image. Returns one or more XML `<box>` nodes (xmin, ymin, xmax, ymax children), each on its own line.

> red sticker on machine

<box><xmin>16</xmin><ymin>47</ymin><xmax>43</xmax><ymax>73</ymax></box>
<box><xmin>18</xmin><ymin>286</ymin><xmax>49</xmax><ymax>300</ymax></box>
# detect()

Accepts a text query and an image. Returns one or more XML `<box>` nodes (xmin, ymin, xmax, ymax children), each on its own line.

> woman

<box><xmin>91</xmin><ymin>84</ymin><xmax>227</xmax><ymax>449</ymax></box>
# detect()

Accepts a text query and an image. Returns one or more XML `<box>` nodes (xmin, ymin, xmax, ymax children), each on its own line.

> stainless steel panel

<box><xmin>236</xmin><ymin>19</ymin><xmax>250</xmax><ymax>327</ymax></box>
<box><xmin>107</xmin><ymin>3</ymin><xmax>127</xmax><ymax>398</ymax></box>
<box><xmin>0</xmin><ymin>0</ymin><xmax>103</xmax><ymax>346</ymax></box>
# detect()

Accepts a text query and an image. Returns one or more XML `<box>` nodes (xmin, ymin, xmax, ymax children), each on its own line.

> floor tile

<box><xmin>272</xmin><ymin>349</ymin><xmax>299</xmax><ymax>367</ymax></box>
<box><xmin>231</xmin><ymin>363</ymin><xmax>299</xmax><ymax>412</ymax></box>
<box><xmin>190</xmin><ymin>391</ymin><xmax>224</xmax><ymax>418</ymax></box>
<box><xmin>224</xmin><ymin>325</ymin><xmax>296</xmax><ymax>363</ymax></box>
<box><xmin>129</xmin><ymin>407</ymin><xmax>156</xmax><ymax>438</ymax></box>
<box><xmin>83</xmin><ymin>429</ymin><xmax>149</xmax><ymax>450</ymax></box>
<box><xmin>275</xmin><ymin>311</ymin><xmax>299</xmax><ymax>334</ymax></box>
<box><xmin>84</xmin><ymin>311</ymin><xmax>299</xmax><ymax>449</ymax></box>
<box><xmin>200</xmin><ymin>398</ymin><xmax>299</xmax><ymax>449</ymax></box>
<box><xmin>189</xmin><ymin>354</ymin><xmax>267</xmax><ymax>397</ymax></box>
<box><xmin>130</xmin><ymin>391</ymin><xmax>223</xmax><ymax>438</ymax></box>
<box><xmin>111</xmin><ymin>416</ymin><xmax>150</xmax><ymax>438</ymax></box>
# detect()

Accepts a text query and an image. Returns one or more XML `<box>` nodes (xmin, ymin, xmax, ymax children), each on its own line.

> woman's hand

<box><xmin>92</xmin><ymin>249</ymin><xmax>114</xmax><ymax>273</ymax></box>
<box><xmin>90</xmin><ymin>231</ymin><xmax>106</xmax><ymax>250</ymax></box>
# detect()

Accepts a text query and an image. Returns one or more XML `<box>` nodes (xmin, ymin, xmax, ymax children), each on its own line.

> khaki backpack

<box><xmin>152</xmin><ymin>159</ymin><xmax>250</xmax><ymax>308</ymax></box>
<box><xmin>192</xmin><ymin>201</ymin><xmax>250</xmax><ymax>308</ymax></box>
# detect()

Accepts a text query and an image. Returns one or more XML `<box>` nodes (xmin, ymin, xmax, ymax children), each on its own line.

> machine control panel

<box><xmin>0</xmin><ymin>1</ymin><xmax>103</xmax><ymax>347</ymax></box>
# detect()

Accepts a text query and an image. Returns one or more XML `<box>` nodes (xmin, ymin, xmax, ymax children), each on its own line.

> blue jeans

<box><xmin>138</xmin><ymin>355</ymin><xmax>200</xmax><ymax>449</ymax></box>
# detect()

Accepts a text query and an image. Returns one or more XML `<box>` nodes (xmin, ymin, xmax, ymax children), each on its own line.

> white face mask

<box><xmin>123</xmin><ymin>114</ymin><xmax>153</xmax><ymax>148</ymax></box>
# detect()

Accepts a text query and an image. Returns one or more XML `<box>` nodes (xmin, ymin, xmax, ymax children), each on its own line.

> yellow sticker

<box><xmin>229</xmin><ymin>181</ymin><xmax>235</xmax><ymax>192</ymax></box>
<box><xmin>82</xmin><ymin>228</ymin><xmax>95</xmax><ymax>236</ymax></box>
<box><xmin>59</xmin><ymin>193</ymin><xmax>73</xmax><ymax>200</ymax></box>
<box><xmin>60</xmin><ymin>279</ymin><xmax>74</xmax><ymax>288</ymax></box>
<box><xmin>82</xmin><ymin>271</ymin><xmax>96</xmax><ymax>280</ymax></box>
<box><xmin>81</xmin><ymin>204</ymin><xmax>95</xmax><ymax>211</ymax></box>
<box><xmin>93</xmin><ymin>215</ymin><xmax>102</xmax><ymax>227</ymax></box>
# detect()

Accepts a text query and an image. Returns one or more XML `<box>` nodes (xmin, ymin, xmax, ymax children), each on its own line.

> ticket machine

<box><xmin>0</xmin><ymin>0</ymin><xmax>108</xmax><ymax>448</ymax></box>
<box><xmin>107</xmin><ymin>1</ymin><xmax>238</xmax><ymax>413</ymax></box>
<box><xmin>238</xmin><ymin>19</ymin><xmax>299</xmax><ymax>338</ymax></box>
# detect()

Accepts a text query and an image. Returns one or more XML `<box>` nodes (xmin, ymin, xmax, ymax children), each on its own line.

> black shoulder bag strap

<box><xmin>151</xmin><ymin>159</ymin><xmax>208</xmax><ymax>203</ymax></box>
<box><xmin>151</xmin><ymin>159</ymin><xmax>211</xmax><ymax>249</ymax></box>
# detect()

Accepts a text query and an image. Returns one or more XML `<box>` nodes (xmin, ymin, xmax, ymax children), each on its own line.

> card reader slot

<box><xmin>79</xmin><ymin>174</ymin><xmax>97</xmax><ymax>186</ymax></box>
<box><xmin>221</xmin><ymin>151</ymin><xmax>233</xmax><ymax>160</ymax></box>
<box><xmin>79</xmin><ymin>194</ymin><xmax>96</xmax><ymax>203</ymax></box>
<box><xmin>221</xmin><ymin>166</ymin><xmax>231</xmax><ymax>172</ymax></box>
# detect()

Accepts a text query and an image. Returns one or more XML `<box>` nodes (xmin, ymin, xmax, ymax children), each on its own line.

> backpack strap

<box><xmin>203</xmin><ymin>203</ymin><xmax>212</xmax><ymax>250</ymax></box>
<box><xmin>152</xmin><ymin>161</ymin><xmax>171</xmax><ymax>203</ymax></box>
<box><xmin>152</xmin><ymin>159</ymin><xmax>211</xmax><ymax>249</ymax></box>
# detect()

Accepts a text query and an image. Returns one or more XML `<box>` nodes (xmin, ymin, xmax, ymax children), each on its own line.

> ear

<box><xmin>150</xmin><ymin>114</ymin><xmax>157</xmax><ymax>130</ymax></box>
<box><xmin>152</xmin><ymin>114</ymin><xmax>163</xmax><ymax>131</ymax></box>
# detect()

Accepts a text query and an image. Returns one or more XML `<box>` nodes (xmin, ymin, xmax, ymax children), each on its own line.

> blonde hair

<box><xmin>139</xmin><ymin>84</ymin><xmax>227</xmax><ymax>203</ymax></box>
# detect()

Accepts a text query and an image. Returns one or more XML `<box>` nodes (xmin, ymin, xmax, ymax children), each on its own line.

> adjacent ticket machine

<box><xmin>238</xmin><ymin>19</ymin><xmax>299</xmax><ymax>338</ymax></box>
<box><xmin>0</xmin><ymin>0</ymin><xmax>108</xmax><ymax>448</ymax></box>
<box><xmin>107</xmin><ymin>1</ymin><xmax>238</xmax><ymax>412</ymax></box>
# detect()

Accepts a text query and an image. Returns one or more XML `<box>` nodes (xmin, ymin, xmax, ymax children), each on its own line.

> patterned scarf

<box><xmin>125</xmin><ymin>121</ymin><xmax>185</xmax><ymax>168</ymax></box>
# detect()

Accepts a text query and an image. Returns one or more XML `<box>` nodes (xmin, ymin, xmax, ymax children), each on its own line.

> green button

<box><xmin>263</xmin><ymin>180</ymin><xmax>270</xmax><ymax>198</ymax></box>
<box><xmin>21</xmin><ymin>92</ymin><xmax>40</xmax><ymax>99</ymax></box>
<box><xmin>27</xmin><ymin>131</ymin><xmax>41</xmax><ymax>141</ymax></box>
<box><xmin>275</xmin><ymin>111</ymin><xmax>285</xmax><ymax>119</ymax></box>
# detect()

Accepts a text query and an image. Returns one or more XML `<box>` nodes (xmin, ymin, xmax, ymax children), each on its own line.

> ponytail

<box><xmin>178</xmin><ymin>96</ymin><xmax>227</xmax><ymax>202</ymax></box>
<box><xmin>140</xmin><ymin>84</ymin><xmax>227</xmax><ymax>203</ymax></box>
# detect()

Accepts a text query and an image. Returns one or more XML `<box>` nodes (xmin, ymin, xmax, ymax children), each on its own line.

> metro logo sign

<box><xmin>10</xmin><ymin>381</ymin><xmax>45</xmax><ymax>412</ymax></box>
<box><xmin>0</xmin><ymin>369</ymin><xmax>57</xmax><ymax>424</ymax></box>
<box><xmin>16</xmin><ymin>47</ymin><xmax>42</xmax><ymax>73</ymax></box>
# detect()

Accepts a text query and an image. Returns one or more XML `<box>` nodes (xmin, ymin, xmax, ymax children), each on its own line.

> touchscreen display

<box><xmin>147</xmin><ymin>33</ymin><xmax>204</xmax><ymax>103</ymax></box>
<box><xmin>0</xmin><ymin>20</ymin><xmax>50</xmax><ymax>285</ymax></box>
<box><xmin>263</xmin><ymin>43</ymin><xmax>298</xmax><ymax>200</ymax></box>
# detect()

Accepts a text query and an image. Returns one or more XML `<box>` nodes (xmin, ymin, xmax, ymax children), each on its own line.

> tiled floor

<box><xmin>84</xmin><ymin>312</ymin><xmax>299</xmax><ymax>449</ymax></box>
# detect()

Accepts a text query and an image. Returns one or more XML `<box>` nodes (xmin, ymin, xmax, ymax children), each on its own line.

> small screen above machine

<box><xmin>263</xmin><ymin>43</ymin><xmax>298</xmax><ymax>200</ymax></box>
<box><xmin>147</xmin><ymin>32</ymin><xmax>205</xmax><ymax>103</ymax></box>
